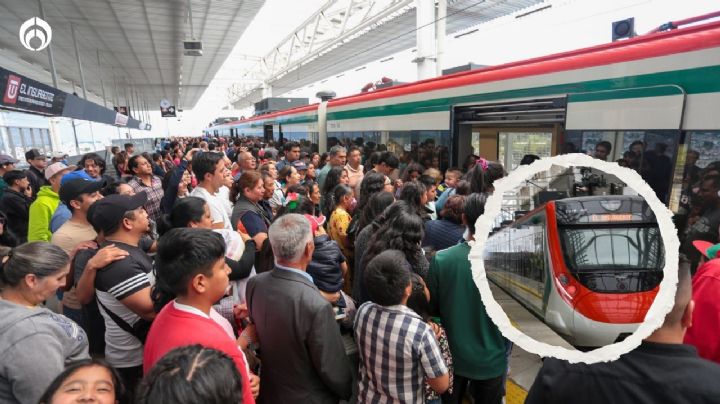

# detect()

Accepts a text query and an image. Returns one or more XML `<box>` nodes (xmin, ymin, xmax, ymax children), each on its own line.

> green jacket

<box><xmin>0</xmin><ymin>177</ymin><xmax>7</xmax><ymax>199</ymax></box>
<box><xmin>427</xmin><ymin>241</ymin><xmax>507</xmax><ymax>380</ymax></box>
<box><xmin>27</xmin><ymin>186</ymin><xmax>60</xmax><ymax>242</ymax></box>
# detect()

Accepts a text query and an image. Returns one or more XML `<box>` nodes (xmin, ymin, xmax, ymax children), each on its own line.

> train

<box><xmin>483</xmin><ymin>195</ymin><xmax>664</xmax><ymax>347</ymax></box>
<box><xmin>205</xmin><ymin>18</ymin><xmax>720</xmax><ymax>213</ymax></box>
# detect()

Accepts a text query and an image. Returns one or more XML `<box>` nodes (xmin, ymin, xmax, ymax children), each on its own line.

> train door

<box><xmin>263</xmin><ymin>124</ymin><xmax>273</xmax><ymax>142</ymax></box>
<box><xmin>451</xmin><ymin>97</ymin><xmax>567</xmax><ymax>171</ymax></box>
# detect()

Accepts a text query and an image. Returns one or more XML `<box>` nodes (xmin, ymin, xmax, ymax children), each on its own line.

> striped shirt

<box><xmin>354</xmin><ymin>302</ymin><xmax>447</xmax><ymax>403</ymax></box>
<box><xmin>94</xmin><ymin>241</ymin><xmax>153</xmax><ymax>368</ymax></box>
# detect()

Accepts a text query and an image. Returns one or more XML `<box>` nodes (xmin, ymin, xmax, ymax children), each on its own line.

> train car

<box><xmin>207</xmin><ymin>17</ymin><xmax>720</xmax><ymax>213</ymax></box>
<box><xmin>483</xmin><ymin>195</ymin><xmax>664</xmax><ymax>347</ymax></box>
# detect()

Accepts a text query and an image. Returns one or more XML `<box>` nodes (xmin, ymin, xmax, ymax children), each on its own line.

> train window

<box><xmin>672</xmin><ymin>131</ymin><xmax>720</xmax><ymax>220</ymax></box>
<box><xmin>564</xmin><ymin>130</ymin><xmax>681</xmax><ymax>204</ymax></box>
<box><xmin>385</xmin><ymin>130</ymin><xmax>450</xmax><ymax>172</ymax></box>
<box><xmin>498</xmin><ymin>132</ymin><xmax>553</xmax><ymax>171</ymax></box>
<box><xmin>561</xmin><ymin>226</ymin><xmax>663</xmax><ymax>269</ymax></box>
<box><xmin>686</xmin><ymin>132</ymin><xmax>720</xmax><ymax>168</ymax></box>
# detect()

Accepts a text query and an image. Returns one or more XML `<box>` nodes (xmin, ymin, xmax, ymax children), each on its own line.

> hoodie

<box><xmin>0</xmin><ymin>299</ymin><xmax>89</xmax><ymax>404</ymax></box>
<box><xmin>27</xmin><ymin>185</ymin><xmax>60</xmax><ymax>242</ymax></box>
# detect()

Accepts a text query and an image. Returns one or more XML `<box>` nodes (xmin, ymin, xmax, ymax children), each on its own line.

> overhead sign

<box><xmin>114</xmin><ymin>112</ymin><xmax>128</xmax><ymax>126</ymax></box>
<box><xmin>0</xmin><ymin>67</ymin><xmax>66</xmax><ymax>115</ymax></box>
<box><xmin>161</xmin><ymin>105</ymin><xmax>176</xmax><ymax>117</ymax></box>
<box><xmin>114</xmin><ymin>106</ymin><xmax>129</xmax><ymax>116</ymax></box>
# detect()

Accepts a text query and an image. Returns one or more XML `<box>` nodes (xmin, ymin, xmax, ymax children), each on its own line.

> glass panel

<box><xmin>560</xmin><ymin>227</ymin><xmax>663</xmax><ymax>270</ymax></box>
<box><xmin>9</xmin><ymin>127</ymin><xmax>23</xmax><ymax>159</ymax></box>
<box><xmin>21</xmin><ymin>128</ymin><xmax>33</xmax><ymax>149</ymax></box>
<box><xmin>559</xmin><ymin>226</ymin><xmax>664</xmax><ymax>293</ymax></box>
<box><xmin>499</xmin><ymin>132</ymin><xmax>553</xmax><ymax>171</ymax></box>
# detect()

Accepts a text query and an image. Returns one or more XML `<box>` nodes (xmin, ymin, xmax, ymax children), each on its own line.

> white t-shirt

<box><xmin>191</xmin><ymin>186</ymin><xmax>232</xmax><ymax>230</ymax></box>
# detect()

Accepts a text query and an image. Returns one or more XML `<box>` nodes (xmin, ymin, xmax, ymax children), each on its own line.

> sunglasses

<box><xmin>0</xmin><ymin>218</ymin><xmax>5</xmax><ymax>225</ymax></box>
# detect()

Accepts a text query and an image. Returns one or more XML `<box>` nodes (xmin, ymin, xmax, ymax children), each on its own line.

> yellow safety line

<box><xmin>506</xmin><ymin>378</ymin><xmax>529</xmax><ymax>404</ymax></box>
<box><xmin>491</xmin><ymin>272</ymin><xmax>544</xmax><ymax>300</ymax></box>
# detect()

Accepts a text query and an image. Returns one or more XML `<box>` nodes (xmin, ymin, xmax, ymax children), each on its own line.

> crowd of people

<box><xmin>0</xmin><ymin>135</ymin><xmax>718</xmax><ymax>404</ymax></box>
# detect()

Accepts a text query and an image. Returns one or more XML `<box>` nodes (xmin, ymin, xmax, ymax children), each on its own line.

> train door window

<box><xmin>673</xmin><ymin>131</ymin><xmax>720</xmax><ymax>216</ymax></box>
<box><xmin>498</xmin><ymin>132</ymin><xmax>553</xmax><ymax>171</ymax></box>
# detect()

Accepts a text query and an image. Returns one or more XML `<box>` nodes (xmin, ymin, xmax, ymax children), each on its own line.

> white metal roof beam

<box><xmin>230</xmin><ymin>0</ymin><xmax>413</xmax><ymax>105</ymax></box>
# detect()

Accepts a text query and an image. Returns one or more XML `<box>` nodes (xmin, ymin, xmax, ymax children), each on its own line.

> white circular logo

<box><xmin>19</xmin><ymin>17</ymin><xmax>52</xmax><ymax>52</ymax></box>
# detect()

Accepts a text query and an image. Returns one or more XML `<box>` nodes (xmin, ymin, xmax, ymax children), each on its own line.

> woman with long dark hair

<box><xmin>399</xmin><ymin>180</ymin><xmax>430</xmax><ymax>221</ymax></box>
<box><xmin>352</xmin><ymin>201</ymin><xmax>418</xmax><ymax>304</ymax></box>
<box><xmin>320</xmin><ymin>166</ymin><xmax>350</xmax><ymax>217</ymax></box>
<box><xmin>468</xmin><ymin>158</ymin><xmax>505</xmax><ymax>194</ymax></box>
<box><xmin>327</xmin><ymin>184</ymin><xmax>355</xmax><ymax>267</ymax></box>
<box><xmin>362</xmin><ymin>209</ymin><xmax>428</xmax><ymax>278</ymax></box>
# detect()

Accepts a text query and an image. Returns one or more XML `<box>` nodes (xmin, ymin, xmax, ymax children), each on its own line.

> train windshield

<box><xmin>559</xmin><ymin>225</ymin><xmax>664</xmax><ymax>293</ymax></box>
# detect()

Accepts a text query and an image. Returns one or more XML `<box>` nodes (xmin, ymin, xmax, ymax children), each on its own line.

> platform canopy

<box><xmin>228</xmin><ymin>0</ymin><xmax>544</xmax><ymax>108</ymax></box>
<box><xmin>0</xmin><ymin>0</ymin><xmax>265</xmax><ymax>113</ymax></box>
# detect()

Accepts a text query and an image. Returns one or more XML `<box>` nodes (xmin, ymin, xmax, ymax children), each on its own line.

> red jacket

<box><xmin>684</xmin><ymin>258</ymin><xmax>720</xmax><ymax>364</ymax></box>
<box><xmin>144</xmin><ymin>303</ymin><xmax>255</xmax><ymax>404</ymax></box>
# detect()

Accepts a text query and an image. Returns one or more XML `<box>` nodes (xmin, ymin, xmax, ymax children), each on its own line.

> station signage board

<box><xmin>0</xmin><ymin>67</ymin><xmax>66</xmax><ymax>115</ymax></box>
<box><xmin>161</xmin><ymin>105</ymin><xmax>176</xmax><ymax>117</ymax></box>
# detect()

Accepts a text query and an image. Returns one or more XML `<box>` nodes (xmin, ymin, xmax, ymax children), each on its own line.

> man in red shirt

<box><xmin>685</xmin><ymin>241</ymin><xmax>720</xmax><ymax>364</ymax></box>
<box><xmin>143</xmin><ymin>228</ymin><xmax>258</xmax><ymax>403</ymax></box>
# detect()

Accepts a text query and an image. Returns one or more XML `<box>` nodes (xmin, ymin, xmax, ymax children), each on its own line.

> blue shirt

<box><xmin>435</xmin><ymin>187</ymin><xmax>456</xmax><ymax>212</ymax></box>
<box><xmin>275</xmin><ymin>263</ymin><xmax>313</xmax><ymax>283</ymax></box>
<box><xmin>50</xmin><ymin>203</ymin><xmax>72</xmax><ymax>233</ymax></box>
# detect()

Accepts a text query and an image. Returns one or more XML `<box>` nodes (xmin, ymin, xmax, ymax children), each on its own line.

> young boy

<box><xmin>354</xmin><ymin>250</ymin><xmax>449</xmax><ymax>402</ymax></box>
<box><xmin>143</xmin><ymin>228</ymin><xmax>257</xmax><ymax>403</ymax></box>
<box><xmin>435</xmin><ymin>168</ymin><xmax>462</xmax><ymax>212</ymax></box>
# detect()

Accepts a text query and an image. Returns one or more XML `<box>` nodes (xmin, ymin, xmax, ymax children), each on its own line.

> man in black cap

<box><xmin>0</xmin><ymin>154</ymin><xmax>19</xmax><ymax>198</ymax></box>
<box><xmin>51</xmin><ymin>177</ymin><xmax>105</xmax><ymax>325</ymax></box>
<box><xmin>24</xmin><ymin>149</ymin><xmax>48</xmax><ymax>197</ymax></box>
<box><xmin>77</xmin><ymin>192</ymin><xmax>155</xmax><ymax>395</ymax></box>
<box><xmin>0</xmin><ymin>170</ymin><xmax>31</xmax><ymax>242</ymax></box>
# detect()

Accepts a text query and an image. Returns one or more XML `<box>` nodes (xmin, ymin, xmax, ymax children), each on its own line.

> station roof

<box><xmin>0</xmin><ymin>0</ymin><xmax>265</xmax><ymax>111</ymax></box>
<box><xmin>229</xmin><ymin>0</ymin><xmax>544</xmax><ymax>108</ymax></box>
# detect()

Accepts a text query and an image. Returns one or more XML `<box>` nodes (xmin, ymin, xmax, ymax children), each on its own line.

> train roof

<box><xmin>215</xmin><ymin>18</ymin><xmax>720</xmax><ymax>128</ymax></box>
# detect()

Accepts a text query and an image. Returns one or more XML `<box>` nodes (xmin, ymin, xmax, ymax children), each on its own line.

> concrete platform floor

<box><xmin>489</xmin><ymin>282</ymin><xmax>575</xmax><ymax>403</ymax></box>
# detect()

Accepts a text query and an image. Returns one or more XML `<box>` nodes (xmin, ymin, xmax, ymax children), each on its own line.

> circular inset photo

<box><xmin>469</xmin><ymin>153</ymin><xmax>680</xmax><ymax>363</ymax></box>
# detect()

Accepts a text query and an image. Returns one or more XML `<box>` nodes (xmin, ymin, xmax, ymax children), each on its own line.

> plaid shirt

<box><xmin>354</xmin><ymin>302</ymin><xmax>448</xmax><ymax>403</ymax></box>
<box><xmin>128</xmin><ymin>175</ymin><xmax>164</xmax><ymax>222</ymax></box>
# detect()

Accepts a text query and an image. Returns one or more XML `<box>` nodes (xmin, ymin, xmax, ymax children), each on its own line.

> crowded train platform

<box><xmin>2</xmin><ymin>1</ymin><xmax>720</xmax><ymax>403</ymax></box>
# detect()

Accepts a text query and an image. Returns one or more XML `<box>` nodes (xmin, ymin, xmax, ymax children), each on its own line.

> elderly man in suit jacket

<box><xmin>247</xmin><ymin>213</ymin><xmax>353</xmax><ymax>403</ymax></box>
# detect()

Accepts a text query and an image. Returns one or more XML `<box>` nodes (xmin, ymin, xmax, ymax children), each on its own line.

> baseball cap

<box><xmin>45</xmin><ymin>162</ymin><xmax>76</xmax><ymax>181</ymax></box>
<box><xmin>693</xmin><ymin>240</ymin><xmax>720</xmax><ymax>260</ymax></box>
<box><xmin>59</xmin><ymin>178</ymin><xmax>105</xmax><ymax>206</ymax></box>
<box><xmin>51</xmin><ymin>151</ymin><xmax>67</xmax><ymax>159</ymax></box>
<box><xmin>303</xmin><ymin>214</ymin><xmax>326</xmax><ymax>234</ymax></box>
<box><xmin>0</xmin><ymin>154</ymin><xmax>19</xmax><ymax>165</ymax></box>
<box><xmin>88</xmin><ymin>192</ymin><xmax>148</xmax><ymax>235</ymax></box>
<box><xmin>292</xmin><ymin>160</ymin><xmax>308</xmax><ymax>171</ymax></box>
<box><xmin>25</xmin><ymin>149</ymin><xmax>45</xmax><ymax>161</ymax></box>
<box><xmin>61</xmin><ymin>169</ymin><xmax>94</xmax><ymax>185</ymax></box>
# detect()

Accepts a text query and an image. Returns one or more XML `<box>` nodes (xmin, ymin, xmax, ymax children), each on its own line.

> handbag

<box><xmin>96</xmin><ymin>298</ymin><xmax>152</xmax><ymax>344</ymax></box>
